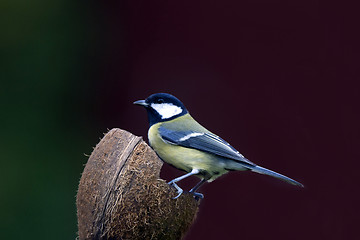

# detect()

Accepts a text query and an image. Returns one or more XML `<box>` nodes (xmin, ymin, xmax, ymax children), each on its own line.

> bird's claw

<box><xmin>168</xmin><ymin>180</ymin><xmax>203</xmax><ymax>199</ymax></box>
<box><xmin>192</xmin><ymin>192</ymin><xmax>204</xmax><ymax>199</ymax></box>
<box><xmin>173</xmin><ymin>189</ymin><xmax>183</xmax><ymax>199</ymax></box>
<box><xmin>168</xmin><ymin>181</ymin><xmax>184</xmax><ymax>199</ymax></box>
<box><xmin>189</xmin><ymin>188</ymin><xmax>204</xmax><ymax>199</ymax></box>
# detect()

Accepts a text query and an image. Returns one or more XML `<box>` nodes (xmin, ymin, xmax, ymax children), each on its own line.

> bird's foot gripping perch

<box><xmin>168</xmin><ymin>181</ymin><xmax>204</xmax><ymax>199</ymax></box>
<box><xmin>189</xmin><ymin>191</ymin><xmax>204</xmax><ymax>200</ymax></box>
<box><xmin>168</xmin><ymin>180</ymin><xmax>184</xmax><ymax>199</ymax></box>
<box><xmin>188</xmin><ymin>178</ymin><xmax>206</xmax><ymax>199</ymax></box>
<box><xmin>168</xmin><ymin>169</ymin><xmax>205</xmax><ymax>199</ymax></box>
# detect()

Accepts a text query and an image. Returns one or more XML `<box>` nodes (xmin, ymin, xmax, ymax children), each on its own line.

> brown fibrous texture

<box><xmin>77</xmin><ymin>128</ymin><xmax>200</xmax><ymax>240</ymax></box>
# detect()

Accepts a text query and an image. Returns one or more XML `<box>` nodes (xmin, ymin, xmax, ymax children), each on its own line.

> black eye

<box><xmin>156</xmin><ymin>98</ymin><xmax>164</xmax><ymax>103</ymax></box>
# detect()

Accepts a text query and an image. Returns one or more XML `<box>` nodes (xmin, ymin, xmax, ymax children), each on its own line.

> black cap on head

<box><xmin>134</xmin><ymin>93</ymin><xmax>188</xmax><ymax>126</ymax></box>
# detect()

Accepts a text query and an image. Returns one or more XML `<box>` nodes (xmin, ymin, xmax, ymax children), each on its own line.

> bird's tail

<box><xmin>251</xmin><ymin>166</ymin><xmax>304</xmax><ymax>187</ymax></box>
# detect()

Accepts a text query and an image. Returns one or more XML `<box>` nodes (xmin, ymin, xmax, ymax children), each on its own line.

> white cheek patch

<box><xmin>151</xmin><ymin>103</ymin><xmax>183</xmax><ymax>119</ymax></box>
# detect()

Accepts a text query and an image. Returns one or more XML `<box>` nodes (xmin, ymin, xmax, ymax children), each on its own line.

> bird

<box><xmin>134</xmin><ymin>93</ymin><xmax>304</xmax><ymax>199</ymax></box>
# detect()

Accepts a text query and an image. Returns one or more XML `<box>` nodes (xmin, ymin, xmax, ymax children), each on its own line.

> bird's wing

<box><xmin>158</xmin><ymin>126</ymin><xmax>255</xmax><ymax>167</ymax></box>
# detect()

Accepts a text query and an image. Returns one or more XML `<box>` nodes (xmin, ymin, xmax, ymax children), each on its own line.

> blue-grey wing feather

<box><xmin>159</xmin><ymin>126</ymin><xmax>255</xmax><ymax>167</ymax></box>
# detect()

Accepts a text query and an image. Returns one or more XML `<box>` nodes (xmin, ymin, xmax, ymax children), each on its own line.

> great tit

<box><xmin>134</xmin><ymin>93</ymin><xmax>304</xmax><ymax>199</ymax></box>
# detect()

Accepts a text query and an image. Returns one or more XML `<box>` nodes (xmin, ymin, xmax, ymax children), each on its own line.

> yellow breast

<box><xmin>148</xmin><ymin>122</ymin><xmax>228</xmax><ymax>181</ymax></box>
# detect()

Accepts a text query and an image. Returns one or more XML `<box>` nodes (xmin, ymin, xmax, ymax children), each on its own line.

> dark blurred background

<box><xmin>1</xmin><ymin>0</ymin><xmax>359</xmax><ymax>239</ymax></box>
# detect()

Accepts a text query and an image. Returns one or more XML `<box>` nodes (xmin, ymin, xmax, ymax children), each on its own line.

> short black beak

<box><xmin>133</xmin><ymin>99</ymin><xmax>149</xmax><ymax>107</ymax></box>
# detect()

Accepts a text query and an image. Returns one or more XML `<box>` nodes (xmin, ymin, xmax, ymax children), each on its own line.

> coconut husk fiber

<box><xmin>76</xmin><ymin>128</ymin><xmax>200</xmax><ymax>240</ymax></box>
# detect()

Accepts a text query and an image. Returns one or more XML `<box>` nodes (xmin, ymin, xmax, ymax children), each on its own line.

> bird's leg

<box><xmin>189</xmin><ymin>179</ymin><xmax>206</xmax><ymax>192</ymax></box>
<box><xmin>189</xmin><ymin>179</ymin><xmax>207</xmax><ymax>199</ymax></box>
<box><xmin>168</xmin><ymin>169</ymin><xmax>200</xmax><ymax>199</ymax></box>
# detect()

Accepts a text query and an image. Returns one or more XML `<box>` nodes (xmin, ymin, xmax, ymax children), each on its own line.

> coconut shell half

<box><xmin>76</xmin><ymin>128</ymin><xmax>200</xmax><ymax>240</ymax></box>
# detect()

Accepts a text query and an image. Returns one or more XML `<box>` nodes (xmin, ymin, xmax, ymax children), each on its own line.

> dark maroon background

<box><xmin>95</xmin><ymin>1</ymin><xmax>359</xmax><ymax>239</ymax></box>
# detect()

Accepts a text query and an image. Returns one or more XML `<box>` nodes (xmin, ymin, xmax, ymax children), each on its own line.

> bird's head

<box><xmin>134</xmin><ymin>93</ymin><xmax>188</xmax><ymax>126</ymax></box>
